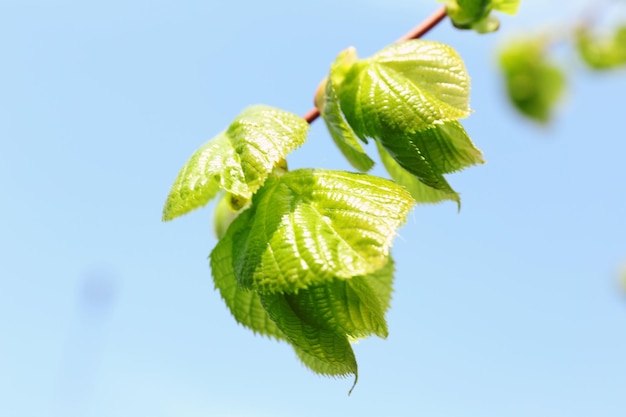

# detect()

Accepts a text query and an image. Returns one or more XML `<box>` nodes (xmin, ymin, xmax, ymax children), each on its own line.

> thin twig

<box><xmin>303</xmin><ymin>5</ymin><xmax>448</xmax><ymax>124</ymax></box>
<box><xmin>302</xmin><ymin>107</ymin><xmax>321</xmax><ymax>124</ymax></box>
<box><xmin>396</xmin><ymin>5</ymin><xmax>448</xmax><ymax>42</ymax></box>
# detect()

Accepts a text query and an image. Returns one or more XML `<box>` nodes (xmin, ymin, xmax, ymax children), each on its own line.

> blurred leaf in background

<box><xmin>576</xmin><ymin>25</ymin><xmax>626</xmax><ymax>70</ymax></box>
<box><xmin>499</xmin><ymin>38</ymin><xmax>566</xmax><ymax>123</ymax></box>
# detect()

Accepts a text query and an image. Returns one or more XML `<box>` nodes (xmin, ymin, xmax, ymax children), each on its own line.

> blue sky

<box><xmin>1</xmin><ymin>1</ymin><xmax>625</xmax><ymax>416</ymax></box>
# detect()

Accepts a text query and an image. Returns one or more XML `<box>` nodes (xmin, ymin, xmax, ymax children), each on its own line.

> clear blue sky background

<box><xmin>1</xmin><ymin>1</ymin><xmax>625</xmax><ymax>416</ymax></box>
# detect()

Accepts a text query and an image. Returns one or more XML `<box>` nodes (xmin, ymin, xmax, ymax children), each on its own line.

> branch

<box><xmin>303</xmin><ymin>5</ymin><xmax>448</xmax><ymax>124</ymax></box>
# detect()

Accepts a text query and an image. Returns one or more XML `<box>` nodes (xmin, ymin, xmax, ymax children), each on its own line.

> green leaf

<box><xmin>292</xmin><ymin>345</ymin><xmax>355</xmax><ymax>378</ymax></box>
<box><xmin>378</xmin><ymin>142</ymin><xmax>459</xmax><ymax>205</ymax></box>
<box><xmin>162</xmin><ymin>105</ymin><xmax>309</xmax><ymax>221</ymax></box>
<box><xmin>283</xmin><ymin>259</ymin><xmax>393</xmax><ymax>379</ymax></box>
<box><xmin>363</xmin><ymin>257</ymin><xmax>395</xmax><ymax>314</ymax></box>
<box><xmin>337</xmin><ymin>40</ymin><xmax>471</xmax><ymax>140</ymax></box>
<box><xmin>212</xmin><ymin>220</ymin><xmax>396</xmax><ymax>383</ymax></box>
<box><xmin>499</xmin><ymin>39</ymin><xmax>565</xmax><ymax>123</ymax></box>
<box><xmin>491</xmin><ymin>0</ymin><xmax>520</xmax><ymax>14</ymax></box>
<box><xmin>440</xmin><ymin>0</ymin><xmax>491</xmax><ymax>28</ymax></box>
<box><xmin>260</xmin><ymin>291</ymin><xmax>358</xmax><ymax>379</ymax></box>
<box><xmin>576</xmin><ymin>26</ymin><xmax>626</xmax><ymax>70</ymax></box>
<box><xmin>317</xmin><ymin>48</ymin><xmax>375</xmax><ymax>172</ymax></box>
<box><xmin>210</xmin><ymin>217</ymin><xmax>287</xmax><ymax>340</ymax></box>
<box><xmin>284</xmin><ymin>262</ymin><xmax>394</xmax><ymax>340</ymax></box>
<box><xmin>217</xmin><ymin>169</ymin><xmax>414</xmax><ymax>294</ymax></box>
<box><xmin>471</xmin><ymin>14</ymin><xmax>501</xmax><ymax>34</ymax></box>
<box><xmin>440</xmin><ymin>0</ymin><xmax>520</xmax><ymax>33</ymax></box>
<box><xmin>376</xmin><ymin>120</ymin><xmax>483</xmax><ymax>200</ymax></box>
<box><xmin>394</xmin><ymin>120</ymin><xmax>483</xmax><ymax>175</ymax></box>
<box><xmin>264</xmin><ymin>263</ymin><xmax>394</xmax><ymax>387</ymax></box>
<box><xmin>213</xmin><ymin>192</ymin><xmax>238</xmax><ymax>240</ymax></box>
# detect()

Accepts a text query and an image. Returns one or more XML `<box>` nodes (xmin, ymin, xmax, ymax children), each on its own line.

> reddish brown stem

<box><xmin>395</xmin><ymin>5</ymin><xmax>448</xmax><ymax>42</ymax></box>
<box><xmin>303</xmin><ymin>5</ymin><xmax>448</xmax><ymax>124</ymax></box>
<box><xmin>303</xmin><ymin>107</ymin><xmax>321</xmax><ymax>124</ymax></box>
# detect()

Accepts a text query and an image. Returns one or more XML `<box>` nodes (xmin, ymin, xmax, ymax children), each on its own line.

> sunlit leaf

<box><xmin>292</xmin><ymin>345</ymin><xmax>355</xmax><ymax>378</ymax></box>
<box><xmin>260</xmin><ymin>291</ymin><xmax>358</xmax><ymax>378</ymax></box>
<box><xmin>212</xmin><ymin>221</ymin><xmax>396</xmax><ymax>382</ymax></box>
<box><xmin>378</xmin><ymin>142</ymin><xmax>459</xmax><ymax>205</ymax></box>
<box><xmin>337</xmin><ymin>40</ymin><xmax>470</xmax><ymax>140</ymax></box>
<box><xmin>285</xmin><ymin>264</ymin><xmax>394</xmax><ymax>340</ymax></box>
<box><xmin>576</xmin><ymin>26</ymin><xmax>626</xmax><ymax>70</ymax></box>
<box><xmin>440</xmin><ymin>0</ymin><xmax>491</xmax><ymax>29</ymax></box>
<box><xmin>162</xmin><ymin>105</ymin><xmax>309</xmax><ymax>221</ymax></box>
<box><xmin>215</xmin><ymin>169</ymin><xmax>413</xmax><ymax>294</ymax></box>
<box><xmin>377</xmin><ymin>119</ymin><xmax>484</xmax><ymax>200</ymax></box>
<box><xmin>212</xmin><ymin>192</ymin><xmax>238</xmax><ymax>240</ymax></box>
<box><xmin>210</xmin><ymin>221</ymin><xmax>286</xmax><ymax>340</ymax></box>
<box><xmin>363</xmin><ymin>257</ymin><xmax>395</xmax><ymax>314</ymax></box>
<box><xmin>492</xmin><ymin>0</ymin><xmax>521</xmax><ymax>14</ymax></box>
<box><xmin>499</xmin><ymin>38</ymin><xmax>565</xmax><ymax>123</ymax></box>
<box><xmin>440</xmin><ymin>0</ymin><xmax>520</xmax><ymax>33</ymax></box>
<box><xmin>317</xmin><ymin>48</ymin><xmax>375</xmax><ymax>172</ymax></box>
<box><xmin>282</xmin><ymin>262</ymin><xmax>394</xmax><ymax>386</ymax></box>
<box><xmin>471</xmin><ymin>14</ymin><xmax>501</xmax><ymax>34</ymax></box>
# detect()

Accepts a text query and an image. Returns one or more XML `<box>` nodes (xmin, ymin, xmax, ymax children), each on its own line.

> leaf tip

<box><xmin>347</xmin><ymin>371</ymin><xmax>359</xmax><ymax>396</ymax></box>
<box><xmin>161</xmin><ymin>198</ymin><xmax>179</xmax><ymax>222</ymax></box>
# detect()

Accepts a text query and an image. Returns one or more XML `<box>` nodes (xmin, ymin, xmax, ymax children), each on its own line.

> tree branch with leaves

<box><xmin>161</xmin><ymin>0</ymin><xmax>626</xmax><ymax>393</ymax></box>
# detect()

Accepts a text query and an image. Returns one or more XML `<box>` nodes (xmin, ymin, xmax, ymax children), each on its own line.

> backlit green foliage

<box><xmin>497</xmin><ymin>10</ymin><xmax>626</xmax><ymax>123</ymax></box>
<box><xmin>163</xmin><ymin>6</ymin><xmax>520</xmax><ymax>392</ymax></box>
<box><xmin>577</xmin><ymin>25</ymin><xmax>626</xmax><ymax>70</ymax></box>
<box><xmin>210</xmin><ymin>173</ymin><xmax>405</xmax><ymax>384</ymax></box>
<box><xmin>321</xmin><ymin>40</ymin><xmax>483</xmax><ymax>205</ymax></box>
<box><xmin>440</xmin><ymin>0</ymin><xmax>520</xmax><ymax>33</ymax></box>
<box><xmin>316</xmin><ymin>48</ymin><xmax>375</xmax><ymax>172</ymax></box>
<box><xmin>499</xmin><ymin>38</ymin><xmax>565</xmax><ymax>123</ymax></box>
<box><xmin>162</xmin><ymin>105</ymin><xmax>309</xmax><ymax>221</ymax></box>
<box><xmin>213</xmin><ymin>169</ymin><xmax>413</xmax><ymax>294</ymax></box>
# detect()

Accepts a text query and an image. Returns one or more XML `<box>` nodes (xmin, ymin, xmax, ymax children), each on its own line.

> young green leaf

<box><xmin>376</xmin><ymin>120</ymin><xmax>483</xmax><ymax>200</ymax></box>
<box><xmin>471</xmin><ymin>14</ymin><xmax>501</xmax><ymax>34</ymax></box>
<box><xmin>317</xmin><ymin>48</ymin><xmax>375</xmax><ymax>172</ymax></box>
<box><xmin>212</xmin><ymin>192</ymin><xmax>239</xmax><ymax>240</ymax></box>
<box><xmin>210</xmin><ymin>214</ymin><xmax>287</xmax><ymax>340</ymax></box>
<box><xmin>491</xmin><ymin>0</ymin><xmax>520</xmax><ymax>15</ymax></box>
<box><xmin>440</xmin><ymin>0</ymin><xmax>491</xmax><ymax>29</ymax></box>
<box><xmin>440</xmin><ymin>0</ymin><xmax>520</xmax><ymax>33</ymax></box>
<box><xmin>576</xmin><ymin>26</ymin><xmax>626</xmax><ymax>70</ymax></box>
<box><xmin>499</xmin><ymin>38</ymin><xmax>565</xmax><ymax>123</ymax></box>
<box><xmin>259</xmin><ymin>291</ymin><xmax>358</xmax><ymax>379</ymax></box>
<box><xmin>212</xmin><ymin>222</ymin><xmax>395</xmax><ymax>382</ymax></box>
<box><xmin>292</xmin><ymin>345</ymin><xmax>355</xmax><ymax>378</ymax></box>
<box><xmin>216</xmin><ymin>169</ymin><xmax>413</xmax><ymax>294</ymax></box>
<box><xmin>284</xmin><ymin>269</ymin><xmax>392</xmax><ymax>340</ymax></box>
<box><xmin>362</xmin><ymin>257</ymin><xmax>395</xmax><ymax>314</ymax></box>
<box><xmin>162</xmin><ymin>105</ymin><xmax>309</xmax><ymax>221</ymax></box>
<box><xmin>337</xmin><ymin>40</ymin><xmax>471</xmax><ymax>141</ymax></box>
<box><xmin>284</xmin><ymin>261</ymin><xmax>394</xmax><ymax>385</ymax></box>
<box><xmin>377</xmin><ymin>142</ymin><xmax>460</xmax><ymax>206</ymax></box>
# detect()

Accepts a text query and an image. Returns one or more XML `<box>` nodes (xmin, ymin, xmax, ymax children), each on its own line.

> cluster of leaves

<box><xmin>497</xmin><ymin>8</ymin><xmax>626</xmax><ymax>123</ymax></box>
<box><xmin>163</xmin><ymin>37</ymin><xmax>485</xmax><ymax>389</ymax></box>
<box><xmin>160</xmin><ymin>0</ymin><xmax>578</xmax><ymax>391</ymax></box>
<box><xmin>317</xmin><ymin>41</ymin><xmax>484</xmax><ymax>206</ymax></box>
